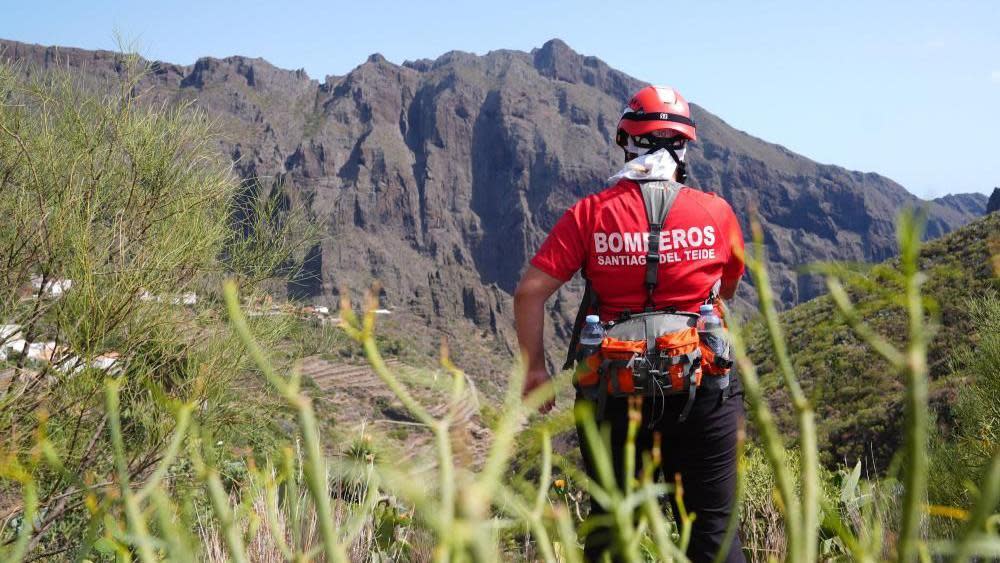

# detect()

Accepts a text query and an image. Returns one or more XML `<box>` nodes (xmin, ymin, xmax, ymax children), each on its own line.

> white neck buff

<box><xmin>607</xmin><ymin>148</ymin><xmax>687</xmax><ymax>184</ymax></box>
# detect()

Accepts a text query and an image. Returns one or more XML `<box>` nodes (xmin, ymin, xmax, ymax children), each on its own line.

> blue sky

<box><xmin>3</xmin><ymin>0</ymin><xmax>997</xmax><ymax>197</ymax></box>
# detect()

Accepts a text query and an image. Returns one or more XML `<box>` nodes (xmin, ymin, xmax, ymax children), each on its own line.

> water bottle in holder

<box><xmin>574</xmin><ymin>314</ymin><xmax>605</xmax><ymax>387</ymax></box>
<box><xmin>697</xmin><ymin>304</ymin><xmax>731</xmax><ymax>391</ymax></box>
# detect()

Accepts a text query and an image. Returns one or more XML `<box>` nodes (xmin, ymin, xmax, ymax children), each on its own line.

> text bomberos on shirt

<box><xmin>593</xmin><ymin>226</ymin><xmax>717</xmax><ymax>267</ymax></box>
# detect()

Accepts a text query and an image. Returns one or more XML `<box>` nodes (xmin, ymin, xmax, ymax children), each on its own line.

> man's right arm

<box><xmin>515</xmin><ymin>199</ymin><xmax>589</xmax><ymax>412</ymax></box>
<box><xmin>514</xmin><ymin>266</ymin><xmax>565</xmax><ymax>413</ymax></box>
<box><xmin>514</xmin><ymin>265</ymin><xmax>565</xmax><ymax>375</ymax></box>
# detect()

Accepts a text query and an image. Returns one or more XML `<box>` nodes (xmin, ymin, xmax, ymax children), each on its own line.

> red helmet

<box><xmin>615</xmin><ymin>85</ymin><xmax>696</xmax><ymax>147</ymax></box>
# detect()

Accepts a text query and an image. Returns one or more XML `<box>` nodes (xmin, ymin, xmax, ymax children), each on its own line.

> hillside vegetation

<box><xmin>749</xmin><ymin>212</ymin><xmax>999</xmax><ymax>470</ymax></box>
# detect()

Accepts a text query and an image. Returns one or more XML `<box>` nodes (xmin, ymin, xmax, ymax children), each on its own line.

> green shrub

<box><xmin>0</xmin><ymin>51</ymin><xmax>306</xmax><ymax>556</ymax></box>
<box><xmin>929</xmin><ymin>292</ymin><xmax>1000</xmax><ymax>524</ymax></box>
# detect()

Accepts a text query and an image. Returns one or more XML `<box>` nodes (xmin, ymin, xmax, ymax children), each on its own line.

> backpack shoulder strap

<box><xmin>639</xmin><ymin>180</ymin><xmax>682</xmax><ymax>311</ymax></box>
<box><xmin>562</xmin><ymin>277</ymin><xmax>596</xmax><ymax>371</ymax></box>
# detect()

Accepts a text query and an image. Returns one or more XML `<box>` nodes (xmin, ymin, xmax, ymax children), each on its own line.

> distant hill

<box><xmin>0</xmin><ymin>37</ymin><xmax>988</xmax><ymax>381</ymax></box>
<box><xmin>932</xmin><ymin>192</ymin><xmax>989</xmax><ymax>217</ymax></box>
<box><xmin>748</xmin><ymin>212</ymin><xmax>999</xmax><ymax>470</ymax></box>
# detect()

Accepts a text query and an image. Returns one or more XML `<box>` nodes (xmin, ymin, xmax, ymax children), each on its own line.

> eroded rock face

<box><xmin>2</xmin><ymin>38</ymin><xmax>986</xmax><ymax>353</ymax></box>
<box><xmin>986</xmin><ymin>188</ymin><xmax>1000</xmax><ymax>214</ymax></box>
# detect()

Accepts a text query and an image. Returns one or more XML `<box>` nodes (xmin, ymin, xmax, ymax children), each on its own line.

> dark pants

<box><xmin>575</xmin><ymin>385</ymin><xmax>746</xmax><ymax>563</ymax></box>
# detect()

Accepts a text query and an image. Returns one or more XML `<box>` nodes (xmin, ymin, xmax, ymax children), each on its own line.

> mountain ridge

<box><xmin>6</xmin><ymin>37</ymin><xmax>985</xmax><ymax>205</ymax></box>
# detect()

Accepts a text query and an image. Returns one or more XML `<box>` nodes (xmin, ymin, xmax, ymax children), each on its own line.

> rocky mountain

<box><xmin>933</xmin><ymin>192</ymin><xmax>989</xmax><ymax>217</ymax></box>
<box><xmin>988</xmin><ymin>188</ymin><xmax>1000</xmax><ymax>214</ymax></box>
<box><xmin>0</xmin><ymin>38</ymin><xmax>988</xmax><ymax>375</ymax></box>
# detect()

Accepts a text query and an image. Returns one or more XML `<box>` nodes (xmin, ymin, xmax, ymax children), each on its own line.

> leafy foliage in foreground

<box><xmin>5</xmin><ymin>216</ymin><xmax>998</xmax><ymax>561</ymax></box>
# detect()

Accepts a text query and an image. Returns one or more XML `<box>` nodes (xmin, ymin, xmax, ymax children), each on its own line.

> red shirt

<box><xmin>530</xmin><ymin>179</ymin><xmax>745</xmax><ymax>320</ymax></box>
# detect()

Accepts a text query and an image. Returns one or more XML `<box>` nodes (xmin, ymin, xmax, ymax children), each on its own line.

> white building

<box><xmin>172</xmin><ymin>292</ymin><xmax>197</xmax><ymax>306</ymax></box>
<box><xmin>26</xmin><ymin>342</ymin><xmax>69</xmax><ymax>363</ymax></box>
<box><xmin>31</xmin><ymin>275</ymin><xmax>73</xmax><ymax>297</ymax></box>
<box><xmin>2</xmin><ymin>338</ymin><xmax>27</xmax><ymax>358</ymax></box>
<box><xmin>1</xmin><ymin>324</ymin><xmax>22</xmax><ymax>340</ymax></box>
<box><xmin>91</xmin><ymin>352</ymin><xmax>121</xmax><ymax>375</ymax></box>
<box><xmin>142</xmin><ymin>291</ymin><xmax>197</xmax><ymax>306</ymax></box>
<box><xmin>1</xmin><ymin>324</ymin><xmax>23</xmax><ymax>359</ymax></box>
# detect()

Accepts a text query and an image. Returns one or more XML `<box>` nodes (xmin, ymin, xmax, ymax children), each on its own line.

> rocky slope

<box><xmin>0</xmin><ymin>38</ymin><xmax>988</xmax><ymax>376</ymax></box>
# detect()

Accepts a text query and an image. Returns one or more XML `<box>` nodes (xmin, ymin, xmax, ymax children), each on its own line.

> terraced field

<box><xmin>299</xmin><ymin>356</ymin><xmax>400</xmax><ymax>404</ymax></box>
<box><xmin>296</xmin><ymin>355</ymin><xmax>492</xmax><ymax>469</ymax></box>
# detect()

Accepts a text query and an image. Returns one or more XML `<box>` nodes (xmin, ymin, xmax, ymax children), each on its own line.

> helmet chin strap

<box><xmin>665</xmin><ymin>146</ymin><xmax>688</xmax><ymax>184</ymax></box>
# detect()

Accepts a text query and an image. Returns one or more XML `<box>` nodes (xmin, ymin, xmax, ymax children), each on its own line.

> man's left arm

<box><xmin>719</xmin><ymin>203</ymin><xmax>746</xmax><ymax>299</ymax></box>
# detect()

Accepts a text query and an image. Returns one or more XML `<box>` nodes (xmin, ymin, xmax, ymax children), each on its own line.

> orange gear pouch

<box><xmin>599</xmin><ymin>338</ymin><xmax>647</xmax><ymax>394</ymax></box>
<box><xmin>655</xmin><ymin>327</ymin><xmax>702</xmax><ymax>390</ymax></box>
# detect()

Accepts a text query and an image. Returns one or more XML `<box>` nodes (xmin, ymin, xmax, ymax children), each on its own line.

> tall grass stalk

<box><xmin>224</xmin><ymin>280</ymin><xmax>349</xmax><ymax>563</ymax></box>
<box><xmin>728</xmin><ymin>276</ymin><xmax>803</xmax><ymax>559</ymax></box>
<box><xmin>193</xmin><ymin>441</ymin><xmax>250</xmax><ymax>563</ymax></box>
<box><xmin>745</xmin><ymin>216</ymin><xmax>821</xmax><ymax>563</ymax></box>
<box><xmin>895</xmin><ymin>211</ymin><xmax>930</xmax><ymax>563</ymax></box>
<box><xmin>105</xmin><ymin>379</ymin><xmax>158</xmax><ymax>562</ymax></box>
<box><xmin>825</xmin><ymin>210</ymin><xmax>931</xmax><ymax>561</ymax></box>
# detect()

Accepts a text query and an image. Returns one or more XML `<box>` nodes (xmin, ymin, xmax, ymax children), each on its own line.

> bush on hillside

<box><xmin>0</xmin><ymin>53</ymin><xmax>307</xmax><ymax>555</ymax></box>
<box><xmin>929</xmin><ymin>292</ymin><xmax>1000</xmax><ymax>522</ymax></box>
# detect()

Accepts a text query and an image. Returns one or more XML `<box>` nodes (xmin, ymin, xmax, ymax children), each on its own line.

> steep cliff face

<box><xmin>986</xmin><ymin>188</ymin><xmax>1000</xmax><ymax>214</ymax></box>
<box><xmin>1</xmin><ymin>38</ymin><xmax>986</xmax><ymax>366</ymax></box>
